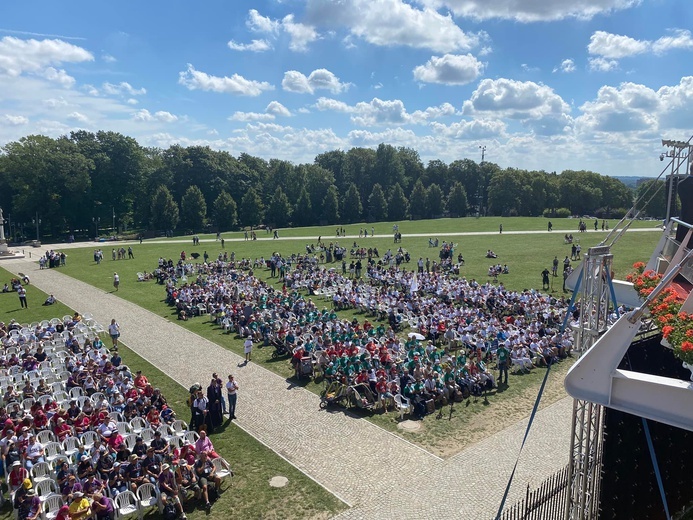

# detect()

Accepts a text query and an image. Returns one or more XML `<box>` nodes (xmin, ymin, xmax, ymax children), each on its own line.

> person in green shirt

<box><xmin>496</xmin><ymin>345</ymin><xmax>509</xmax><ymax>385</ymax></box>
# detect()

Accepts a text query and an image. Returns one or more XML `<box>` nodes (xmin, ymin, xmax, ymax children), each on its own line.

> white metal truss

<box><xmin>565</xmin><ymin>246</ymin><xmax>613</xmax><ymax>520</ymax></box>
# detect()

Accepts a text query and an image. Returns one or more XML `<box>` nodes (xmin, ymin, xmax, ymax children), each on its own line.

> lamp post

<box><xmin>92</xmin><ymin>217</ymin><xmax>101</xmax><ymax>241</ymax></box>
<box><xmin>112</xmin><ymin>207</ymin><xmax>116</xmax><ymax>235</ymax></box>
<box><xmin>31</xmin><ymin>213</ymin><xmax>41</xmax><ymax>242</ymax></box>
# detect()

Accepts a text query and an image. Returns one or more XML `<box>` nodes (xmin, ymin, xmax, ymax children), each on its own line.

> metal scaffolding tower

<box><xmin>566</xmin><ymin>246</ymin><xmax>613</xmax><ymax>520</ymax></box>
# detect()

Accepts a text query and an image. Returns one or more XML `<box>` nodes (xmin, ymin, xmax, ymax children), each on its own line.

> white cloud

<box><xmin>588</xmin><ymin>57</ymin><xmax>619</xmax><ymax>72</ymax></box>
<box><xmin>315</xmin><ymin>97</ymin><xmax>352</xmax><ymax>113</ymax></box>
<box><xmin>652</xmin><ymin>29</ymin><xmax>693</xmax><ymax>54</ymax></box>
<box><xmin>0</xmin><ymin>36</ymin><xmax>93</xmax><ymax>76</ymax></box>
<box><xmin>413</xmin><ymin>54</ymin><xmax>484</xmax><ymax>85</ymax></box>
<box><xmin>462</xmin><ymin>78</ymin><xmax>573</xmax><ymax>135</ymax></box>
<box><xmin>588</xmin><ymin>31</ymin><xmax>649</xmax><ymax>59</ymax></box>
<box><xmin>132</xmin><ymin>109</ymin><xmax>179</xmax><ymax>123</ymax></box>
<box><xmin>2</xmin><ymin>114</ymin><xmax>29</xmax><ymax>125</ymax></box>
<box><xmin>247</xmin><ymin>9</ymin><xmax>280</xmax><ymax>34</ymax></box>
<box><xmin>587</xmin><ymin>29</ymin><xmax>693</xmax><ymax>70</ymax></box>
<box><xmin>245</xmin><ymin>9</ymin><xmax>318</xmax><ymax>52</ymax></box>
<box><xmin>126</xmin><ymin>98</ymin><xmax>138</xmax><ymax>105</ymax></box>
<box><xmin>154</xmin><ymin>111</ymin><xmax>178</xmax><ymax>123</ymax></box>
<box><xmin>43</xmin><ymin>97</ymin><xmax>68</xmax><ymax>108</ymax></box>
<box><xmin>652</xmin><ymin>76</ymin><xmax>693</xmax><ymax>129</ymax></box>
<box><xmin>554</xmin><ymin>58</ymin><xmax>576</xmax><ymax>73</ymax></box>
<box><xmin>282</xmin><ymin>14</ymin><xmax>319</xmax><ymax>51</ymax></box>
<box><xmin>282</xmin><ymin>68</ymin><xmax>351</xmax><ymax>94</ymax></box>
<box><xmin>410</xmin><ymin>103</ymin><xmax>457</xmax><ymax>123</ymax></box>
<box><xmin>102</xmin><ymin>82</ymin><xmax>146</xmax><ymax>96</ymax></box>
<box><xmin>430</xmin><ymin>118</ymin><xmax>506</xmax><ymax>139</ymax></box>
<box><xmin>102</xmin><ymin>54</ymin><xmax>117</xmax><ymax>63</ymax></box>
<box><xmin>316</xmin><ymin>96</ymin><xmax>457</xmax><ymax>126</ymax></box>
<box><xmin>83</xmin><ymin>84</ymin><xmax>99</xmax><ymax>96</ymax></box>
<box><xmin>227</xmin><ymin>39</ymin><xmax>272</xmax><ymax>52</ymax></box>
<box><xmin>417</xmin><ymin>0</ymin><xmax>638</xmax><ymax>22</ymax></box>
<box><xmin>305</xmin><ymin>0</ymin><xmax>478</xmax><ymax>53</ymax></box>
<box><xmin>67</xmin><ymin>111</ymin><xmax>89</xmax><ymax>123</ymax></box>
<box><xmin>229</xmin><ymin>111</ymin><xmax>275</xmax><ymax>122</ymax></box>
<box><xmin>41</xmin><ymin>67</ymin><xmax>75</xmax><ymax>87</ymax></box>
<box><xmin>463</xmin><ymin>78</ymin><xmax>571</xmax><ymax>119</ymax></box>
<box><xmin>577</xmin><ymin>82</ymin><xmax>659</xmax><ymax>133</ymax></box>
<box><xmin>178</xmin><ymin>64</ymin><xmax>274</xmax><ymax>96</ymax></box>
<box><xmin>266</xmin><ymin>101</ymin><xmax>291</xmax><ymax>117</ymax></box>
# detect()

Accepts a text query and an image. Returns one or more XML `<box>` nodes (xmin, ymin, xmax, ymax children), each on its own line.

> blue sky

<box><xmin>0</xmin><ymin>0</ymin><xmax>691</xmax><ymax>177</ymax></box>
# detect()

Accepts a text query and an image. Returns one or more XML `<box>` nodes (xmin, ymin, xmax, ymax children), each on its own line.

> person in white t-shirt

<box><xmin>243</xmin><ymin>336</ymin><xmax>252</xmax><ymax>363</ymax></box>
<box><xmin>225</xmin><ymin>375</ymin><xmax>238</xmax><ymax>420</ymax></box>
<box><xmin>108</xmin><ymin>319</ymin><xmax>120</xmax><ymax>348</ymax></box>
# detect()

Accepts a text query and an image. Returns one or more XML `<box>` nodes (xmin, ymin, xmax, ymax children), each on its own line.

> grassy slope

<box><xmin>0</xmin><ymin>267</ymin><xmax>346</xmax><ymax>520</ymax></box>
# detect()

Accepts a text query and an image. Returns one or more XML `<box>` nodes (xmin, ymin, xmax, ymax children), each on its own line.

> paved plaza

<box><xmin>2</xmin><ymin>243</ymin><xmax>576</xmax><ymax>519</ymax></box>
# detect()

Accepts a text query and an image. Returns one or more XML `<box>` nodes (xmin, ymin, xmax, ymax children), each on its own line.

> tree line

<box><xmin>0</xmin><ymin>131</ymin><xmax>667</xmax><ymax>239</ymax></box>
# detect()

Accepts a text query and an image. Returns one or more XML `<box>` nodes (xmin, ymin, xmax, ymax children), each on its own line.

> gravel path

<box><xmin>1</xmin><ymin>256</ymin><xmax>573</xmax><ymax>518</ymax></box>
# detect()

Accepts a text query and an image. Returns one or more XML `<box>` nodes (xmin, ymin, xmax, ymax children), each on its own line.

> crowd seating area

<box><xmin>0</xmin><ymin>315</ymin><xmax>232</xmax><ymax>520</ymax></box>
<box><xmin>160</xmin><ymin>253</ymin><xmax>573</xmax><ymax>420</ymax></box>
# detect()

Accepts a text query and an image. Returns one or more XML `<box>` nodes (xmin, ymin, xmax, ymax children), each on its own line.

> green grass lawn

<box><xmin>146</xmin><ymin>215</ymin><xmax>659</xmax><ymax>242</ymax></box>
<box><xmin>0</xmin><ymin>267</ymin><xmax>346</xmax><ymax>520</ymax></box>
<box><xmin>42</xmin><ymin>217</ymin><xmax>660</xmax><ymax>456</ymax></box>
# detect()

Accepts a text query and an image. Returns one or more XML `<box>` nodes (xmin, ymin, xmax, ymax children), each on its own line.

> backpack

<box><xmin>162</xmin><ymin>502</ymin><xmax>177</xmax><ymax>520</ymax></box>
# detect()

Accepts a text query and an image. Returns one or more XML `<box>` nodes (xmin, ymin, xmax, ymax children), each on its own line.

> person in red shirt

<box><xmin>53</xmin><ymin>418</ymin><xmax>73</xmax><ymax>441</ymax></box>
<box><xmin>134</xmin><ymin>371</ymin><xmax>149</xmax><ymax>390</ymax></box>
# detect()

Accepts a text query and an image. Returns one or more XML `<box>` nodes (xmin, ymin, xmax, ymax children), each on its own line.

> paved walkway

<box><xmin>1</xmin><ymin>254</ymin><xmax>574</xmax><ymax>519</ymax></box>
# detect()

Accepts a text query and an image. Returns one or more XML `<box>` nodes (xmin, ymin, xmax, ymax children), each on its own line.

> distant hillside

<box><xmin>613</xmin><ymin>176</ymin><xmax>646</xmax><ymax>188</ymax></box>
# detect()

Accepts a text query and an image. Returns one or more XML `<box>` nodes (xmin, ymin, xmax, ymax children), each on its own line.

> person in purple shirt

<box><xmin>90</xmin><ymin>492</ymin><xmax>114</xmax><ymax>520</ymax></box>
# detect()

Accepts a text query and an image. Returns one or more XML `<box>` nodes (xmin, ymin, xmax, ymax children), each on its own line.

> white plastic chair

<box><xmin>80</xmin><ymin>430</ymin><xmax>99</xmax><ymax>449</ymax></box>
<box><xmin>156</xmin><ymin>424</ymin><xmax>174</xmax><ymax>441</ymax></box>
<box><xmin>123</xmin><ymin>433</ymin><xmax>138</xmax><ymax>451</ymax></box>
<box><xmin>36</xmin><ymin>430</ymin><xmax>55</xmax><ymax>445</ymax></box>
<box><xmin>43</xmin><ymin>493</ymin><xmax>65</xmax><ymax>520</ymax></box>
<box><xmin>43</xmin><ymin>441</ymin><xmax>64</xmax><ymax>464</ymax></box>
<box><xmin>212</xmin><ymin>457</ymin><xmax>233</xmax><ymax>482</ymax></box>
<box><xmin>62</xmin><ymin>436</ymin><xmax>80</xmax><ymax>459</ymax></box>
<box><xmin>116</xmin><ymin>421</ymin><xmax>131</xmax><ymax>436</ymax></box>
<box><xmin>113</xmin><ymin>490</ymin><xmax>139</xmax><ymax>520</ymax></box>
<box><xmin>170</xmin><ymin>420</ymin><xmax>188</xmax><ymax>438</ymax></box>
<box><xmin>136</xmin><ymin>483</ymin><xmax>160</xmax><ymax>519</ymax></box>
<box><xmin>139</xmin><ymin>427</ymin><xmax>155</xmax><ymax>446</ymax></box>
<box><xmin>183</xmin><ymin>430</ymin><xmax>199</xmax><ymax>445</ymax></box>
<box><xmin>35</xmin><ymin>478</ymin><xmax>58</xmax><ymax>499</ymax></box>
<box><xmin>394</xmin><ymin>394</ymin><xmax>412</xmax><ymax>420</ymax></box>
<box><xmin>37</xmin><ymin>394</ymin><xmax>53</xmax><ymax>407</ymax></box>
<box><xmin>109</xmin><ymin>411</ymin><xmax>124</xmax><ymax>423</ymax></box>
<box><xmin>129</xmin><ymin>417</ymin><xmax>146</xmax><ymax>435</ymax></box>
<box><xmin>30</xmin><ymin>461</ymin><xmax>53</xmax><ymax>484</ymax></box>
<box><xmin>68</xmin><ymin>386</ymin><xmax>84</xmax><ymax>399</ymax></box>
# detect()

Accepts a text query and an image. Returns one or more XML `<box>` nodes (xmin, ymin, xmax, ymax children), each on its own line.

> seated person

<box><xmin>43</xmin><ymin>294</ymin><xmax>56</xmax><ymax>306</ymax></box>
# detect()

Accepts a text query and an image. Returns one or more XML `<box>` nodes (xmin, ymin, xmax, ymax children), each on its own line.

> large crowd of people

<box><xmin>0</xmin><ymin>314</ymin><xmax>231</xmax><ymax>519</ymax></box>
<box><xmin>159</xmin><ymin>245</ymin><xmax>573</xmax><ymax>419</ymax></box>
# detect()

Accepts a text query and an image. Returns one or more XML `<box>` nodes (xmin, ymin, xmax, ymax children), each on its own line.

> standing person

<box><xmin>127</xmin><ymin>246</ymin><xmax>134</xmax><ymax>259</ymax></box>
<box><xmin>499</xmin><ymin>223</ymin><xmax>503</xmax><ymax>234</ymax></box>
<box><xmin>226</xmin><ymin>375</ymin><xmax>238</xmax><ymax>420</ymax></box>
<box><xmin>547</xmin><ymin>221</ymin><xmax>552</xmax><ymax>231</ymax></box>
<box><xmin>206</xmin><ymin>378</ymin><xmax>223</xmax><ymax>432</ymax></box>
<box><xmin>496</xmin><ymin>343</ymin><xmax>510</xmax><ymax>386</ymax></box>
<box><xmin>113</xmin><ymin>272</ymin><xmax>119</xmax><ymax>291</ymax></box>
<box><xmin>542</xmin><ymin>268</ymin><xmax>550</xmax><ymax>290</ymax></box>
<box><xmin>243</xmin><ymin>335</ymin><xmax>253</xmax><ymax>363</ymax></box>
<box><xmin>18</xmin><ymin>286</ymin><xmax>27</xmax><ymax>308</ymax></box>
<box><xmin>108</xmin><ymin>319</ymin><xmax>120</xmax><ymax>348</ymax></box>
